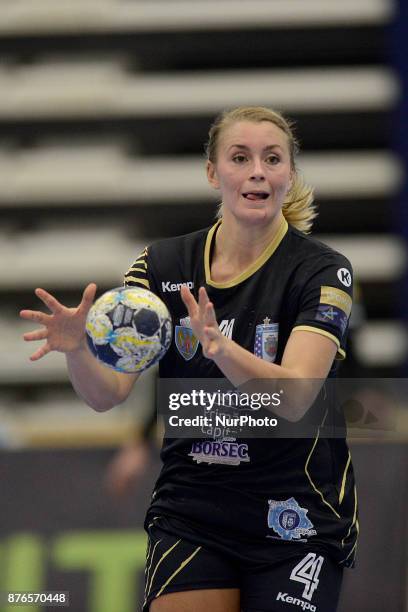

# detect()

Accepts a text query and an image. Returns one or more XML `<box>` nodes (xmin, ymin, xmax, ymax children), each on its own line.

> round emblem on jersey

<box><xmin>267</xmin><ymin>497</ymin><xmax>316</xmax><ymax>541</ymax></box>
<box><xmin>279</xmin><ymin>509</ymin><xmax>300</xmax><ymax>531</ymax></box>
<box><xmin>337</xmin><ymin>268</ymin><xmax>352</xmax><ymax>288</ymax></box>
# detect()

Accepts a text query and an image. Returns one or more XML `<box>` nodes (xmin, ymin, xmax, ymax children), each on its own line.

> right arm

<box><xmin>66</xmin><ymin>340</ymin><xmax>138</xmax><ymax>412</ymax></box>
<box><xmin>20</xmin><ymin>283</ymin><xmax>139</xmax><ymax>411</ymax></box>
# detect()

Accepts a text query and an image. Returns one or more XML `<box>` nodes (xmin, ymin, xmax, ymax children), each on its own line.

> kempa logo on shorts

<box><xmin>276</xmin><ymin>593</ymin><xmax>316</xmax><ymax>611</ymax></box>
<box><xmin>162</xmin><ymin>281</ymin><xmax>194</xmax><ymax>292</ymax></box>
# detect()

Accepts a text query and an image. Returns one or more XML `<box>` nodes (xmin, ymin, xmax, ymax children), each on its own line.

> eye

<box><xmin>266</xmin><ymin>154</ymin><xmax>280</xmax><ymax>165</ymax></box>
<box><xmin>232</xmin><ymin>154</ymin><xmax>248</xmax><ymax>163</ymax></box>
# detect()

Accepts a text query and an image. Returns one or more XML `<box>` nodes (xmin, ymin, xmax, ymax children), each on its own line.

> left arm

<box><xmin>180</xmin><ymin>286</ymin><xmax>337</xmax><ymax>421</ymax></box>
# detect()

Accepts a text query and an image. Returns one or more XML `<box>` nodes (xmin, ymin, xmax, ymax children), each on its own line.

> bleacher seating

<box><xmin>0</xmin><ymin>0</ymin><xmax>405</xmax><ymax>444</ymax></box>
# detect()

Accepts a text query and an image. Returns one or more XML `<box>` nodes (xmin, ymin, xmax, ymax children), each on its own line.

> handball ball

<box><xmin>86</xmin><ymin>287</ymin><xmax>172</xmax><ymax>373</ymax></box>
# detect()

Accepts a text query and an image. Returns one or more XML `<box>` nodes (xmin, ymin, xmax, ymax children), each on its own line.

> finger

<box><xmin>29</xmin><ymin>343</ymin><xmax>51</xmax><ymax>361</ymax></box>
<box><xmin>78</xmin><ymin>283</ymin><xmax>97</xmax><ymax>314</ymax></box>
<box><xmin>180</xmin><ymin>285</ymin><xmax>199</xmax><ymax>318</ymax></box>
<box><xmin>204</xmin><ymin>325</ymin><xmax>219</xmax><ymax>340</ymax></box>
<box><xmin>198</xmin><ymin>287</ymin><xmax>210</xmax><ymax>320</ymax></box>
<box><xmin>205</xmin><ymin>344</ymin><xmax>217</xmax><ymax>359</ymax></box>
<box><xmin>204</xmin><ymin>301</ymin><xmax>218</xmax><ymax>326</ymax></box>
<box><xmin>20</xmin><ymin>309</ymin><xmax>51</xmax><ymax>324</ymax></box>
<box><xmin>204</xmin><ymin>335</ymin><xmax>224</xmax><ymax>360</ymax></box>
<box><xmin>23</xmin><ymin>328</ymin><xmax>48</xmax><ymax>342</ymax></box>
<box><xmin>35</xmin><ymin>288</ymin><xmax>64</xmax><ymax>314</ymax></box>
<box><xmin>202</xmin><ymin>336</ymin><xmax>217</xmax><ymax>359</ymax></box>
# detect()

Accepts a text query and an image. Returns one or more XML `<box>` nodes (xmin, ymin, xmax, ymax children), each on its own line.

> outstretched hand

<box><xmin>20</xmin><ymin>283</ymin><xmax>97</xmax><ymax>361</ymax></box>
<box><xmin>180</xmin><ymin>285</ymin><xmax>228</xmax><ymax>360</ymax></box>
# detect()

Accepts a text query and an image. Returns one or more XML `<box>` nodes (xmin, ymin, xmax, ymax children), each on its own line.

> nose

<box><xmin>249</xmin><ymin>158</ymin><xmax>265</xmax><ymax>181</ymax></box>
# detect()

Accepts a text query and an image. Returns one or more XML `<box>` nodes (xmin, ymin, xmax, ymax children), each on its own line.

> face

<box><xmin>207</xmin><ymin>121</ymin><xmax>293</xmax><ymax>226</ymax></box>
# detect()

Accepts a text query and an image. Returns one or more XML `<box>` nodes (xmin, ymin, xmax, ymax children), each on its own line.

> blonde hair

<box><xmin>205</xmin><ymin>106</ymin><xmax>317</xmax><ymax>233</ymax></box>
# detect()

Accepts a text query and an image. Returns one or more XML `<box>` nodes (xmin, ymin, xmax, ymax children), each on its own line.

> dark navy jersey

<box><xmin>124</xmin><ymin>217</ymin><xmax>358</xmax><ymax>567</ymax></box>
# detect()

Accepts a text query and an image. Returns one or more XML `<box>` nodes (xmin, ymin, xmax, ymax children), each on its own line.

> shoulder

<box><xmin>145</xmin><ymin>226</ymin><xmax>211</xmax><ymax>287</ymax></box>
<box><xmin>286</xmin><ymin>225</ymin><xmax>352</xmax><ymax>272</ymax></box>
<box><xmin>148</xmin><ymin>226</ymin><xmax>210</xmax><ymax>259</ymax></box>
<box><xmin>125</xmin><ymin>226</ymin><xmax>211</xmax><ymax>289</ymax></box>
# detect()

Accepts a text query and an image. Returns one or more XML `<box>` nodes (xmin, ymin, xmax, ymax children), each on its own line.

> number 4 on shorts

<box><xmin>290</xmin><ymin>553</ymin><xmax>324</xmax><ymax>601</ymax></box>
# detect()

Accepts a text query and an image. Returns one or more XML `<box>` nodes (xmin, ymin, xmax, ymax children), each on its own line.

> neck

<box><xmin>215</xmin><ymin>212</ymin><xmax>285</xmax><ymax>265</ymax></box>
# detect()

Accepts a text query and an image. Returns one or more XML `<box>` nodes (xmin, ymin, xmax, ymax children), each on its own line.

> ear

<box><xmin>287</xmin><ymin>170</ymin><xmax>295</xmax><ymax>194</ymax></box>
<box><xmin>206</xmin><ymin>160</ymin><xmax>220</xmax><ymax>189</ymax></box>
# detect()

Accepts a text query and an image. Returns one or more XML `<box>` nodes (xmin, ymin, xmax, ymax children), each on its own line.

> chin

<box><xmin>222</xmin><ymin>201</ymin><xmax>279</xmax><ymax>226</ymax></box>
<box><xmin>237</xmin><ymin>206</ymin><xmax>272</xmax><ymax>224</ymax></box>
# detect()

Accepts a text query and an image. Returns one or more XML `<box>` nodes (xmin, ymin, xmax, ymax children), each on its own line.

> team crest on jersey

<box><xmin>267</xmin><ymin>497</ymin><xmax>316</xmax><ymax>541</ymax></box>
<box><xmin>254</xmin><ymin>318</ymin><xmax>279</xmax><ymax>362</ymax></box>
<box><xmin>175</xmin><ymin>316</ymin><xmax>199</xmax><ymax>360</ymax></box>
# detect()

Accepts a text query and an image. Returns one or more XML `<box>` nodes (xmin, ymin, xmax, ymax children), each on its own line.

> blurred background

<box><xmin>0</xmin><ymin>1</ymin><xmax>407</xmax><ymax>611</ymax></box>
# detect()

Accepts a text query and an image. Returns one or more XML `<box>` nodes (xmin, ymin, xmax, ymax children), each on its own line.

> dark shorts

<box><xmin>143</xmin><ymin>521</ymin><xmax>343</xmax><ymax>612</ymax></box>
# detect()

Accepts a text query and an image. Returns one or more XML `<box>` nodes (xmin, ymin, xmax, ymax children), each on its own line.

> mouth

<box><xmin>242</xmin><ymin>192</ymin><xmax>270</xmax><ymax>201</ymax></box>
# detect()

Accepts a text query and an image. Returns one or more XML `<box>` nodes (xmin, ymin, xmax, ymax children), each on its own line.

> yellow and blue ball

<box><xmin>86</xmin><ymin>287</ymin><xmax>172</xmax><ymax>373</ymax></box>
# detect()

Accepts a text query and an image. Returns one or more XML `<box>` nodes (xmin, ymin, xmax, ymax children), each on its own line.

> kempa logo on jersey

<box><xmin>276</xmin><ymin>593</ymin><xmax>316</xmax><ymax>612</ymax></box>
<box><xmin>337</xmin><ymin>268</ymin><xmax>352</xmax><ymax>287</ymax></box>
<box><xmin>162</xmin><ymin>281</ymin><xmax>194</xmax><ymax>292</ymax></box>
